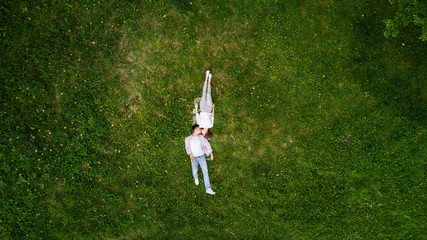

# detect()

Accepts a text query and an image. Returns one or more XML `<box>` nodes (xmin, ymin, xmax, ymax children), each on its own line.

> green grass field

<box><xmin>1</xmin><ymin>0</ymin><xmax>426</xmax><ymax>239</ymax></box>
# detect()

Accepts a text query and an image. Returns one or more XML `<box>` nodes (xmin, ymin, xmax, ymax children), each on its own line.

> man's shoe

<box><xmin>208</xmin><ymin>73</ymin><xmax>212</xmax><ymax>82</ymax></box>
<box><xmin>205</xmin><ymin>70</ymin><xmax>210</xmax><ymax>81</ymax></box>
<box><xmin>195</xmin><ymin>178</ymin><xmax>199</xmax><ymax>186</ymax></box>
<box><xmin>206</xmin><ymin>188</ymin><xmax>216</xmax><ymax>195</ymax></box>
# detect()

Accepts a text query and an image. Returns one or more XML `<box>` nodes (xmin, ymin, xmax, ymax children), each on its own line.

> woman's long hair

<box><xmin>203</xmin><ymin>128</ymin><xmax>213</xmax><ymax>139</ymax></box>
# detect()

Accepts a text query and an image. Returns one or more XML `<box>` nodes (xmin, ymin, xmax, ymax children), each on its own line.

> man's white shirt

<box><xmin>185</xmin><ymin>134</ymin><xmax>213</xmax><ymax>157</ymax></box>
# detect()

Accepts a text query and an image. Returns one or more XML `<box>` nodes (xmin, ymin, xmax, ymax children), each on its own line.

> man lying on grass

<box><xmin>185</xmin><ymin>124</ymin><xmax>215</xmax><ymax>195</ymax></box>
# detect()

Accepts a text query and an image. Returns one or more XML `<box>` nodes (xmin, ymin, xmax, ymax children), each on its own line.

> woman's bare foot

<box><xmin>205</xmin><ymin>70</ymin><xmax>210</xmax><ymax>81</ymax></box>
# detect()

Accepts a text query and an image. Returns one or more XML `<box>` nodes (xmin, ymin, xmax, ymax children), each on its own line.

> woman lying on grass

<box><xmin>195</xmin><ymin>70</ymin><xmax>215</xmax><ymax>137</ymax></box>
<box><xmin>194</xmin><ymin>70</ymin><xmax>215</xmax><ymax>160</ymax></box>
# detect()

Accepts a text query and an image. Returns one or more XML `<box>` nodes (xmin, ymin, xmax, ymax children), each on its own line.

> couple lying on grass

<box><xmin>185</xmin><ymin>70</ymin><xmax>216</xmax><ymax>195</ymax></box>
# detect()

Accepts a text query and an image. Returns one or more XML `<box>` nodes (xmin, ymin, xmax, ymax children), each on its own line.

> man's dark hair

<box><xmin>192</xmin><ymin>124</ymin><xmax>200</xmax><ymax>132</ymax></box>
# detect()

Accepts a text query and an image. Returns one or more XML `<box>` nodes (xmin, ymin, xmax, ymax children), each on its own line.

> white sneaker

<box><xmin>195</xmin><ymin>178</ymin><xmax>199</xmax><ymax>185</ymax></box>
<box><xmin>205</xmin><ymin>70</ymin><xmax>210</xmax><ymax>80</ymax></box>
<box><xmin>208</xmin><ymin>73</ymin><xmax>212</xmax><ymax>82</ymax></box>
<box><xmin>206</xmin><ymin>188</ymin><xmax>215</xmax><ymax>195</ymax></box>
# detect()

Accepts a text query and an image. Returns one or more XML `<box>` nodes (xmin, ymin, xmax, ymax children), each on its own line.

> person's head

<box><xmin>201</xmin><ymin>128</ymin><xmax>213</xmax><ymax>139</ymax></box>
<box><xmin>192</xmin><ymin>124</ymin><xmax>202</xmax><ymax>135</ymax></box>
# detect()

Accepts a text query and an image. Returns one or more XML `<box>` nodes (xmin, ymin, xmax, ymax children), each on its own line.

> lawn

<box><xmin>1</xmin><ymin>0</ymin><xmax>426</xmax><ymax>239</ymax></box>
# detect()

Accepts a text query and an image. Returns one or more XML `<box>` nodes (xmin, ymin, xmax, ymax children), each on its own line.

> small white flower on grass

<box><xmin>402</xmin><ymin>43</ymin><xmax>405</xmax><ymax>46</ymax></box>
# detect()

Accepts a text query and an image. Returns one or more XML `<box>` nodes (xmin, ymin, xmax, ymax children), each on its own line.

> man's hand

<box><xmin>210</xmin><ymin>152</ymin><xmax>214</xmax><ymax>161</ymax></box>
<box><xmin>194</xmin><ymin>102</ymin><xmax>198</xmax><ymax>109</ymax></box>
<box><xmin>190</xmin><ymin>154</ymin><xmax>195</xmax><ymax>162</ymax></box>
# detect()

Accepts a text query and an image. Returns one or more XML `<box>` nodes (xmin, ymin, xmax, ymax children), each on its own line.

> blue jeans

<box><xmin>192</xmin><ymin>155</ymin><xmax>211</xmax><ymax>190</ymax></box>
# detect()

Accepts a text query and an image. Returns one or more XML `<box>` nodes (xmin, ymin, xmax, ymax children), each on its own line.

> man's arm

<box><xmin>200</xmin><ymin>136</ymin><xmax>213</xmax><ymax>160</ymax></box>
<box><xmin>185</xmin><ymin>136</ymin><xmax>192</xmax><ymax>155</ymax></box>
<box><xmin>185</xmin><ymin>136</ymin><xmax>195</xmax><ymax>162</ymax></box>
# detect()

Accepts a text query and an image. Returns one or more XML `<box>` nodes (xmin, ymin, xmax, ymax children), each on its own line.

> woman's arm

<box><xmin>211</xmin><ymin>103</ymin><xmax>215</xmax><ymax>117</ymax></box>
<box><xmin>195</xmin><ymin>102</ymin><xmax>198</xmax><ymax>113</ymax></box>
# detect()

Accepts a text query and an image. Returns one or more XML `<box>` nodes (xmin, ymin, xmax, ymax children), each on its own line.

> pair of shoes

<box><xmin>195</xmin><ymin>178</ymin><xmax>199</xmax><ymax>186</ymax></box>
<box><xmin>205</xmin><ymin>70</ymin><xmax>213</xmax><ymax>82</ymax></box>
<box><xmin>206</xmin><ymin>188</ymin><xmax>216</xmax><ymax>195</ymax></box>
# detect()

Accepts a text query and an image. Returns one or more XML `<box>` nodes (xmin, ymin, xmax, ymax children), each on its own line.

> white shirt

<box><xmin>196</xmin><ymin>112</ymin><xmax>214</xmax><ymax>129</ymax></box>
<box><xmin>185</xmin><ymin>134</ymin><xmax>213</xmax><ymax>157</ymax></box>
<box><xmin>190</xmin><ymin>137</ymin><xmax>204</xmax><ymax>157</ymax></box>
